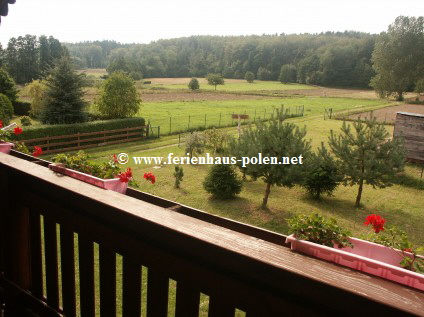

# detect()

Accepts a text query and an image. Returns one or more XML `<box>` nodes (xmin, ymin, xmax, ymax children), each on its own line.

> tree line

<box><xmin>64</xmin><ymin>31</ymin><xmax>377</xmax><ymax>88</ymax></box>
<box><xmin>0</xmin><ymin>34</ymin><xmax>67</xmax><ymax>84</ymax></box>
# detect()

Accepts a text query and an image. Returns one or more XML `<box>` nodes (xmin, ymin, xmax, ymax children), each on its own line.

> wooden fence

<box><xmin>1</xmin><ymin>151</ymin><xmax>423</xmax><ymax>317</ymax></box>
<box><xmin>21</xmin><ymin>125</ymin><xmax>155</xmax><ymax>154</ymax></box>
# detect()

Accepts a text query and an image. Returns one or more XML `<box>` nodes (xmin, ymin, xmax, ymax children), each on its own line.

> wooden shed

<box><xmin>393</xmin><ymin>112</ymin><xmax>424</xmax><ymax>163</ymax></box>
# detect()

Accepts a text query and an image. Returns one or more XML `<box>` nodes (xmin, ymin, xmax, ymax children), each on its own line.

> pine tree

<box><xmin>329</xmin><ymin>118</ymin><xmax>405</xmax><ymax>207</ymax></box>
<box><xmin>203</xmin><ymin>164</ymin><xmax>242</xmax><ymax>199</ymax></box>
<box><xmin>41</xmin><ymin>57</ymin><xmax>88</xmax><ymax>124</ymax></box>
<box><xmin>302</xmin><ymin>143</ymin><xmax>342</xmax><ymax>200</ymax></box>
<box><xmin>244</xmin><ymin>71</ymin><xmax>255</xmax><ymax>83</ymax></box>
<box><xmin>230</xmin><ymin>109</ymin><xmax>311</xmax><ymax>208</ymax></box>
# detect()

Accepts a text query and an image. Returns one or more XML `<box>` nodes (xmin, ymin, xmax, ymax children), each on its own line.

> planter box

<box><xmin>0</xmin><ymin>142</ymin><xmax>14</xmax><ymax>154</ymax></box>
<box><xmin>286</xmin><ymin>234</ymin><xmax>424</xmax><ymax>291</ymax></box>
<box><xmin>48</xmin><ymin>164</ymin><xmax>128</xmax><ymax>194</ymax></box>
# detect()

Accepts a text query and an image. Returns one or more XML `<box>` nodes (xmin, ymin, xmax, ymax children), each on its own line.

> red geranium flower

<box><xmin>112</xmin><ymin>154</ymin><xmax>118</xmax><ymax>163</ymax></box>
<box><xmin>14</xmin><ymin>126</ymin><xmax>23</xmax><ymax>135</ymax></box>
<box><xmin>32</xmin><ymin>146</ymin><xmax>43</xmax><ymax>157</ymax></box>
<box><xmin>125</xmin><ymin>168</ymin><xmax>132</xmax><ymax>178</ymax></box>
<box><xmin>364</xmin><ymin>214</ymin><xmax>386</xmax><ymax>233</ymax></box>
<box><xmin>0</xmin><ymin>120</ymin><xmax>3</xmax><ymax>128</ymax></box>
<box><xmin>144</xmin><ymin>172</ymin><xmax>155</xmax><ymax>184</ymax></box>
<box><xmin>403</xmin><ymin>248</ymin><xmax>413</xmax><ymax>253</ymax></box>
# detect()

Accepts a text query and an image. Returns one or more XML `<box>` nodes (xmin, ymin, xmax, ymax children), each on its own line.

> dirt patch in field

<box><xmin>347</xmin><ymin>104</ymin><xmax>424</xmax><ymax>123</ymax></box>
<box><xmin>141</xmin><ymin>92</ymin><xmax>276</xmax><ymax>102</ymax></box>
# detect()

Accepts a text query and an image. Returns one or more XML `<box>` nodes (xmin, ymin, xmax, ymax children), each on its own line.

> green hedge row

<box><xmin>12</xmin><ymin>117</ymin><xmax>146</xmax><ymax>141</ymax></box>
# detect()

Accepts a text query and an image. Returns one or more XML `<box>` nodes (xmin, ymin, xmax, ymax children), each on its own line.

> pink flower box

<box><xmin>48</xmin><ymin>163</ymin><xmax>128</xmax><ymax>194</ymax></box>
<box><xmin>286</xmin><ymin>234</ymin><xmax>424</xmax><ymax>291</ymax></box>
<box><xmin>0</xmin><ymin>142</ymin><xmax>14</xmax><ymax>154</ymax></box>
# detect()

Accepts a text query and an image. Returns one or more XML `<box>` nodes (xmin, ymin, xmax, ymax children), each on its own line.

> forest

<box><xmin>0</xmin><ymin>32</ymin><xmax>376</xmax><ymax>88</ymax></box>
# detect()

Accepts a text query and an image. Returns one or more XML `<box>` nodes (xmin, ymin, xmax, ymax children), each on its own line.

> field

<box><xmin>16</xmin><ymin>75</ymin><xmax>424</xmax><ymax>316</ymax></box>
<box><xmin>346</xmin><ymin>103</ymin><xmax>424</xmax><ymax>123</ymax></box>
<box><xmin>73</xmin><ymin>115</ymin><xmax>424</xmax><ymax>247</ymax></box>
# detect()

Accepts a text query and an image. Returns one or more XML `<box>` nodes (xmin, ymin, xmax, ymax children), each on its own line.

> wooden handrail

<box><xmin>1</xmin><ymin>152</ymin><xmax>423</xmax><ymax>317</ymax></box>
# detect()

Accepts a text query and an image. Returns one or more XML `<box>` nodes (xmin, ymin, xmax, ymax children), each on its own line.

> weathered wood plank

<box><xmin>43</xmin><ymin>216</ymin><xmax>60</xmax><ymax>310</ymax></box>
<box><xmin>147</xmin><ymin>268</ymin><xmax>168</xmax><ymax>317</ymax></box>
<box><xmin>122</xmin><ymin>256</ymin><xmax>142</xmax><ymax>317</ymax></box>
<box><xmin>99</xmin><ymin>245</ymin><xmax>116</xmax><ymax>317</ymax></box>
<box><xmin>78</xmin><ymin>234</ymin><xmax>95</xmax><ymax>317</ymax></box>
<box><xmin>60</xmin><ymin>225</ymin><xmax>76</xmax><ymax>317</ymax></box>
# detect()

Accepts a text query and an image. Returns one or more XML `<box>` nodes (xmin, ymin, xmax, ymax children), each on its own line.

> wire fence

<box><xmin>147</xmin><ymin>105</ymin><xmax>305</xmax><ymax>136</ymax></box>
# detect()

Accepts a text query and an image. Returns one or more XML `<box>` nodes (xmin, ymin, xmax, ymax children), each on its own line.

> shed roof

<box><xmin>396</xmin><ymin>111</ymin><xmax>424</xmax><ymax>119</ymax></box>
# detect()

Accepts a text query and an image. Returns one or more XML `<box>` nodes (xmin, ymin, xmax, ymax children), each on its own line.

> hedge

<box><xmin>13</xmin><ymin>100</ymin><xmax>31</xmax><ymax>116</ymax></box>
<box><xmin>0</xmin><ymin>93</ymin><xmax>13</xmax><ymax>125</ymax></box>
<box><xmin>12</xmin><ymin>117</ymin><xmax>146</xmax><ymax>141</ymax></box>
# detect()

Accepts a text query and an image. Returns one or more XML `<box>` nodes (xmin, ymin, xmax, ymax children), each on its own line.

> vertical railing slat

<box><xmin>175</xmin><ymin>282</ymin><xmax>200</xmax><ymax>317</ymax></box>
<box><xmin>99</xmin><ymin>245</ymin><xmax>116</xmax><ymax>317</ymax></box>
<box><xmin>208</xmin><ymin>297</ymin><xmax>235</xmax><ymax>317</ymax></box>
<box><xmin>146</xmin><ymin>268</ymin><xmax>169</xmax><ymax>317</ymax></box>
<box><xmin>29</xmin><ymin>211</ymin><xmax>43</xmax><ymax>298</ymax></box>
<box><xmin>122</xmin><ymin>256</ymin><xmax>142</xmax><ymax>317</ymax></box>
<box><xmin>44</xmin><ymin>216</ymin><xmax>60</xmax><ymax>310</ymax></box>
<box><xmin>79</xmin><ymin>235</ymin><xmax>95</xmax><ymax>317</ymax></box>
<box><xmin>60</xmin><ymin>225</ymin><xmax>76</xmax><ymax>317</ymax></box>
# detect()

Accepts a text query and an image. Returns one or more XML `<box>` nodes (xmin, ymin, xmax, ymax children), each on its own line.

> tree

<box><xmin>0</xmin><ymin>94</ymin><xmax>13</xmax><ymax>125</ymax></box>
<box><xmin>25</xmin><ymin>80</ymin><xmax>47</xmax><ymax>118</ymax></box>
<box><xmin>41</xmin><ymin>57</ymin><xmax>88</xmax><ymax>124</ymax></box>
<box><xmin>279</xmin><ymin>64</ymin><xmax>297</xmax><ymax>84</ymax></box>
<box><xmin>188</xmin><ymin>78</ymin><xmax>200</xmax><ymax>90</ymax></box>
<box><xmin>302</xmin><ymin>143</ymin><xmax>342</xmax><ymax>200</ymax></box>
<box><xmin>329</xmin><ymin>119</ymin><xmax>405</xmax><ymax>207</ymax></box>
<box><xmin>415</xmin><ymin>79</ymin><xmax>424</xmax><ymax>95</ymax></box>
<box><xmin>185</xmin><ymin>132</ymin><xmax>205</xmax><ymax>159</ymax></box>
<box><xmin>257</xmin><ymin>67</ymin><xmax>271</xmax><ymax>81</ymax></box>
<box><xmin>0</xmin><ymin>68</ymin><xmax>18</xmax><ymax>103</ymax></box>
<box><xmin>230</xmin><ymin>109</ymin><xmax>311</xmax><ymax>208</ymax></box>
<box><xmin>173</xmin><ymin>166</ymin><xmax>184</xmax><ymax>188</ymax></box>
<box><xmin>244</xmin><ymin>71</ymin><xmax>255</xmax><ymax>83</ymax></box>
<box><xmin>370</xmin><ymin>16</ymin><xmax>424</xmax><ymax>101</ymax></box>
<box><xmin>206</xmin><ymin>73</ymin><xmax>224</xmax><ymax>90</ymax></box>
<box><xmin>95</xmin><ymin>71</ymin><xmax>141</xmax><ymax>118</ymax></box>
<box><xmin>203</xmin><ymin>164</ymin><xmax>242</xmax><ymax>199</ymax></box>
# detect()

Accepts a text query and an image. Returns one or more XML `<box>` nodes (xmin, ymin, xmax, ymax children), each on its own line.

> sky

<box><xmin>1</xmin><ymin>0</ymin><xmax>423</xmax><ymax>46</ymax></box>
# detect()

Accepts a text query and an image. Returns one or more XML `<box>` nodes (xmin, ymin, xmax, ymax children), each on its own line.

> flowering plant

<box><xmin>287</xmin><ymin>213</ymin><xmax>353</xmax><ymax>248</ymax></box>
<box><xmin>0</xmin><ymin>120</ymin><xmax>42</xmax><ymax>157</ymax></box>
<box><xmin>362</xmin><ymin>214</ymin><xmax>424</xmax><ymax>273</ymax></box>
<box><xmin>51</xmin><ymin>151</ymin><xmax>155</xmax><ymax>188</ymax></box>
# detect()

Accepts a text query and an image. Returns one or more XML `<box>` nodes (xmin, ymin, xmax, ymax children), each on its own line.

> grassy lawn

<box><xmin>75</xmin><ymin>116</ymin><xmax>424</xmax><ymax>246</ymax></box>
<box><xmin>141</xmin><ymin>97</ymin><xmax>391</xmax><ymax>134</ymax></box>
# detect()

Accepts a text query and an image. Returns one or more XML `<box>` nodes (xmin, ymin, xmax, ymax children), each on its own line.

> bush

<box><xmin>0</xmin><ymin>68</ymin><xmax>18</xmax><ymax>103</ymax></box>
<box><xmin>203</xmin><ymin>164</ymin><xmax>242</xmax><ymax>199</ymax></box>
<box><xmin>188</xmin><ymin>78</ymin><xmax>200</xmax><ymax>90</ymax></box>
<box><xmin>95</xmin><ymin>71</ymin><xmax>141</xmax><ymax>118</ymax></box>
<box><xmin>11</xmin><ymin>117</ymin><xmax>145</xmax><ymax>141</ymax></box>
<box><xmin>20</xmin><ymin>116</ymin><xmax>32</xmax><ymax>126</ymax></box>
<box><xmin>13</xmin><ymin>101</ymin><xmax>32</xmax><ymax>116</ymax></box>
<box><xmin>173</xmin><ymin>166</ymin><xmax>184</xmax><ymax>188</ymax></box>
<box><xmin>244</xmin><ymin>71</ymin><xmax>255</xmax><ymax>83</ymax></box>
<box><xmin>185</xmin><ymin>132</ymin><xmax>205</xmax><ymax>158</ymax></box>
<box><xmin>143</xmin><ymin>81</ymin><xmax>151</xmax><ymax>84</ymax></box>
<box><xmin>0</xmin><ymin>93</ymin><xmax>13</xmax><ymax>125</ymax></box>
<box><xmin>24</xmin><ymin>80</ymin><xmax>47</xmax><ymax>118</ymax></box>
<box><xmin>302</xmin><ymin>144</ymin><xmax>342</xmax><ymax>200</ymax></box>
<box><xmin>204</xmin><ymin>128</ymin><xmax>229</xmax><ymax>154</ymax></box>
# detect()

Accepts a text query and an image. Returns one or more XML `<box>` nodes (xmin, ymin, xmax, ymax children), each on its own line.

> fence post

<box><xmin>219</xmin><ymin>113</ymin><xmax>221</xmax><ymax>128</ymax></box>
<box><xmin>77</xmin><ymin>132</ymin><xmax>81</xmax><ymax>148</ymax></box>
<box><xmin>204</xmin><ymin>114</ymin><xmax>207</xmax><ymax>129</ymax></box>
<box><xmin>158</xmin><ymin>126</ymin><xmax>160</xmax><ymax>138</ymax></box>
<box><xmin>232</xmin><ymin>112</ymin><xmax>234</xmax><ymax>126</ymax></box>
<box><xmin>254</xmin><ymin>109</ymin><xmax>256</xmax><ymax>122</ymax></box>
<box><xmin>188</xmin><ymin>115</ymin><xmax>191</xmax><ymax>131</ymax></box>
<box><xmin>178</xmin><ymin>133</ymin><xmax>181</xmax><ymax>147</ymax></box>
<box><xmin>146</xmin><ymin>124</ymin><xmax>150</xmax><ymax>138</ymax></box>
<box><xmin>169</xmin><ymin>117</ymin><xmax>172</xmax><ymax>135</ymax></box>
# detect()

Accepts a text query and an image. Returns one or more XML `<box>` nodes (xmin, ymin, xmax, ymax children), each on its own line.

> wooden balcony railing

<box><xmin>1</xmin><ymin>151</ymin><xmax>423</xmax><ymax>317</ymax></box>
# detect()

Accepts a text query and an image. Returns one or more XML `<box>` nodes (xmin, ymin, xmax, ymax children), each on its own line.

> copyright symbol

<box><xmin>117</xmin><ymin>153</ymin><xmax>129</xmax><ymax>164</ymax></box>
